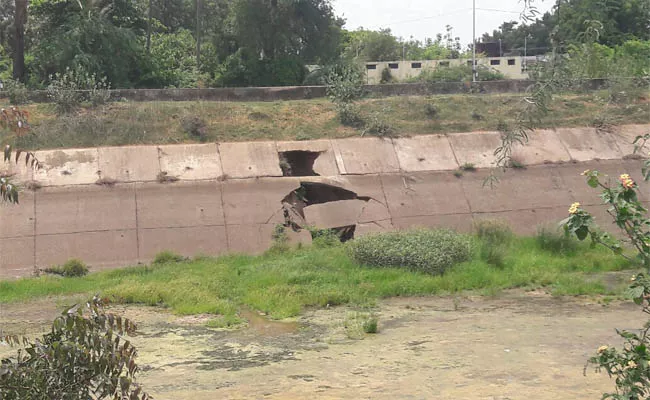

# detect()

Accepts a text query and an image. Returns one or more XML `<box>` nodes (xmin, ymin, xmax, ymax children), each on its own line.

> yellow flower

<box><xmin>582</xmin><ymin>169</ymin><xmax>591</xmax><ymax>176</ymax></box>
<box><xmin>631</xmin><ymin>275</ymin><xmax>637</xmax><ymax>282</ymax></box>
<box><xmin>568</xmin><ymin>202</ymin><xmax>581</xmax><ymax>214</ymax></box>
<box><xmin>626</xmin><ymin>360</ymin><xmax>637</xmax><ymax>369</ymax></box>
<box><xmin>597</xmin><ymin>345</ymin><xmax>609</xmax><ymax>354</ymax></box>
<box><xmin>619</xmin><ymin>174</ymin><xmax>635</xmax><ymax>189</ymax></box>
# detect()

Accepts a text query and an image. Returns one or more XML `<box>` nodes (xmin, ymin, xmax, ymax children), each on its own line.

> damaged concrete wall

<box><xmin>1</xmin><ymin>124</ymin><xmax>648</xmax><ymax>278</ymax></box>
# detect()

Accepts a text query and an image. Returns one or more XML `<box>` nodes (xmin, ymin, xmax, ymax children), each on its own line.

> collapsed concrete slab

<box><xmin>276</xmin><ymin>140</ymin><xmax>339</xmax><ymax>176</ymax></box>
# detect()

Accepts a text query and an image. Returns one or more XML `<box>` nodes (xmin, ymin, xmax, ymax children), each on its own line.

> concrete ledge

<box><xmin>35</xmin><ymin>148</ymin><xmax>99</xmax><ymax>186</ymax></box>
<box><xmin>158</xmin><ymin>143</ymin><xmax>222</xmax><ymax>181</ymax></box>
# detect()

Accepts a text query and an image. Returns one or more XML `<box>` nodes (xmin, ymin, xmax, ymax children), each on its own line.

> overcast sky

<box><xmin>332</xmin><ymin>0</ymin><xmax>555</xmax><ymax>47</ymax></box>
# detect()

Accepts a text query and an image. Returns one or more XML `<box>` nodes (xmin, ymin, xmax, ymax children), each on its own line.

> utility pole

<box><xmin>499</xmin><ymin>38</ymin><xmax>502</xmax><ymax>57</ymax></box>
<box><xmin>472</xmin><ymin>0</ymin><xmax>476</xmax><ymax>82</ymax></box>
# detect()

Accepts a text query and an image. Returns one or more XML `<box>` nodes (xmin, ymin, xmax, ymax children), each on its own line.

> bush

<box><xmin>43</xmin><ymin>259</ymin><xmax>89</xmax><ymax>277</ymax></box>
<box><xmin>336</xmin><ymin>102</ymin><xmax>365</xmax><ymax>127</ymax></box>
<box><xmin>4</xmin><ymin>79</ymin><xmax>29</xmax><ymax>105</ymax></box>
<box><xmin>424</xmin><ymin>102</ymin><xmax>438</xmax><ymax>119</ymax></box>
<box><xmin>347</xmin><ymin>229</ymin><xmax>470</xmax><ymax>275</ymax></box>
<box><xmin>474</xmin><ymin>219</ymin><xmax>513</xmax><ymax>268</ymax></box>
<box><xmin>411</xmin><ymin>64</ymin><xmax>505</xmax><ymax>83</ymax></box>
<box><xmin>363</xmin><ymin>108</ymin><xmax>395</xmax><ymax>137</ymax></box>
<box><xmin>310</xmin><ymin>228</ymin><xmax>342</xmax><ymax>248</ymax></box>
<box><xmin>380</xmin><ymin>67</ymin><xmax>393</xmax><ymax>84</ymax></box>
<box><xmin>47</xmin><ymin>67</ymin><xmax>111</xmax><ymax>114</ymax></box>
<box><xmin>152</xmin><ymin>251</ymin><xmax>186</xmax><ymax>265</ymax></box>
<box><xmin>181</xmin><ymin>116</ymin><xmax>208</xmax><ymax>141</ymax></box>
<box><xmin>536</xmin><ymin>225</ymin><xmax>578</xmax><ymax>255</ymax></box>
<box><xmin>0</xmin><ymin>297</ymin><xmax>149</xmax><ymax>399</ymax></box>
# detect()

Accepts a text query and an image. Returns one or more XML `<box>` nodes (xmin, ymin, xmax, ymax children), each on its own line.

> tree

<box><xmin>29</xmin><ymin>0</ymin><xmax>149</xmax><ymax>87</ymax></box>
<box><xmin>12</xmin><ymin>0</ymin><xmax>24</xmax><ymax>81</ymax></box>
<box><xmin>557</xmin><ymin>0</ymin><xmax>650</xmax><ymax>47</ymax></box>
<box><xmin>480</xmin><ymin>13</ymin><xmax>556</xmax><ymax>56</ymax></box>
<box><xmin>1</xmin><ymin>297</ymin><xmax>150</xmax><ymax>399</ymax></box>
<box><xmin>342</xmin><ymin>28</ymin><xmax>400</xmax><ymax>61</ymax></box>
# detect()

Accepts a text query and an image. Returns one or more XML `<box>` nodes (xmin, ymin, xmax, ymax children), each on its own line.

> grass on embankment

<box><xmin>4</xmin><ymin>91</ymin><xmax>648</xmax><ymax>150</ymax></box>
<box><xmin>0</xmin><ymin>236</ymin><xmax>637</xmax><ymax>320</ymax></box>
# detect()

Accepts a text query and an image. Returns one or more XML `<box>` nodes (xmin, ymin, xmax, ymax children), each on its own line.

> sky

<box><xmin>332</xmin><ymin>0</ymin><xmax>555</xmax><ymax>47</ymax></box>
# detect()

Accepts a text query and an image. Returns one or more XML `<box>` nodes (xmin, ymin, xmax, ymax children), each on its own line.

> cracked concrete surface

<box><xmin>1</xmin><ymin>124</ymin><xmax>649</xmax><ymax>277</ymax></box>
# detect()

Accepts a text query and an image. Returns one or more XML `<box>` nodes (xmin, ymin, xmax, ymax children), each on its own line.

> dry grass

<box><xmin>2</xmin><ymin>91</ymin><xmax>648</xmax><ymax>150</ymax></box>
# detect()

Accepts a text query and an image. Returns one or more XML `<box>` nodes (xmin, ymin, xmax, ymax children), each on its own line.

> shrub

<box><xmin>347</xmin><ymin>229</ymin><xmax>470</xmax><ymax>276</ymax></box>
<box><xmin>310</xmin><ymin>228</ymin><xmax>342</xmax><ymax>248</ymax></box>
<box><xmin>362</xmin><ymin>315</ymin><xmax>379</xmax><ymax>334</ymax></box>
<box><xmin>43</xmin><ymin>259</ymin><xmax>89</xmax><ymax>277</ymax></box>
<box><xmin>152</xmin><ymin>251</ymin><xmax>186</xmax><ymax>265</ymax></box>
<box><xmin>47</xmin><ymin>67</ymin><xmax>111</xmax><ymax>114</ymax></box>
<box><xmin>336</xmin><ymin>102</ymin><xmax>364</xmax><ymax>127</ymax></box>
<box><xmin>362</xmin><ymin>108</ymin><xmax>395</xmax><ymax>137</ymax></box>
<box><xmin>410</xmin><ymin>64</ymin><xmax>505</xmax><ymax>83</ymax></box>
<box><xmin>380</xmin><ymin>67</ymin><xmax>393</xmax><ymax>84</ymax></box>
<box><xmin>0</xmin><ymin>296</ymin><xmax>149</xmax><ymax>399</ymax></box>
<box><xmin>536</xmin><ymin>225</ymin><xmax>578</xmax><ymax>255</ymax></box>
<box><xmin>474</xmin><ymin>219</ymin><xmax>513</xmax><ymax>268</ymax></box>
<box><xmin>181</xmin><ymin>115</ymin><xmax>208</xmax><ymax>141</ymax></box>
<box><xmin>269</xmin><ymin>224</ymin><xmax>290</xmax><ymax>254</ymax></box>
<box><xmin>4</xmin><ymin>79</ymin><xmax>29</xmax><ymax>105</ymax></box>
<box><xmin>424</xmin><ymin>102</ymin><xmax>438</xmax><ymax>119</ymax></box>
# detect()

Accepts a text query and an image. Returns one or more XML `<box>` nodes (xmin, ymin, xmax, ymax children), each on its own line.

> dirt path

<box><xmin>0</xmin><ymin>292</ymin><xmax>642</xmax><ymax>399</ymax></box>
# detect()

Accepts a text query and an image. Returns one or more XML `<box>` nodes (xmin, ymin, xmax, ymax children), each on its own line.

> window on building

<box><xmin>490</xmin><ymin>59</ymin><xmax>501</xmax><ymax>66</ymax></box>
<box><xmin>411</xmin><ymin>62</ymin><xmax>422</xmax><ymax>69</ymax></box>
<box><xmin>508</xmin><ymin>59</ymin><xmax>516</xmax><ymax>66</ymax></box>
<box><xmin>439</xmin><ymin>61</ymin><xmax>450</xmax><ymax>67</ymax></box>
<box><xmin>366</xmin><ymin>64</ymin><xmax>377</xmax><ymax>70</ymax></box>
<box><xmin>388</xmin><ymin>63</ymin><xmax>399</xmax><ymax>69</ymax></box>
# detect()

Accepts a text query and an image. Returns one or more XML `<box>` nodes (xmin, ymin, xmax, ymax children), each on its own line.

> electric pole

<box><xmin>472</xmin><ymin>0</ymin><xmax>476</xmax><ymax>82</ymax></box>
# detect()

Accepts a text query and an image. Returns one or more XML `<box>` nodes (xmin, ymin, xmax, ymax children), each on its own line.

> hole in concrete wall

<box><xmin>279</xmin><ymin>151</ymin><xmax>322</xmax><ymax>177</ymax></box>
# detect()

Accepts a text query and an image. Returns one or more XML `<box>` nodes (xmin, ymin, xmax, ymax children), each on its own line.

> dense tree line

<box><xmin>0</xmin><ymin>0</ymin><xmax>647</xmax><ymax>88</ymax></box>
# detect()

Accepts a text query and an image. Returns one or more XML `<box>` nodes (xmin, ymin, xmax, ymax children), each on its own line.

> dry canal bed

<box><xmin>0</xmin><ymin>291</ymin><xmax>639</xmax><ymax>399</ymax></box>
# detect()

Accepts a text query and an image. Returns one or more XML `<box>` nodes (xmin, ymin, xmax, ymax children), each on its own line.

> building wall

<box><xmin>364</xmin><ymin>57</ymin><xmax>536</xmax><ymax>84</ymax></box>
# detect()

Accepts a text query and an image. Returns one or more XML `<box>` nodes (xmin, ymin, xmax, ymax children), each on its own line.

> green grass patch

<box><xmin>0</xmin><ymin>234</ymin><xmax>638</xmax><ymax>320</ymax></box>
<box><xmin>3</xmin><ymin>91</ymin><xmax>647</xmax><ymax>150</ymax></box>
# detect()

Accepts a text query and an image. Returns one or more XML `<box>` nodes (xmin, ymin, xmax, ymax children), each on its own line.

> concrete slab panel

<box><xmin>98</xmin><ymin>145</ymin><xmax>160</xmax><ymax>182</ymax></box>
<box><xmin>611</xmin><ymin>124</ymin><xmax>650</xmax><ymax>156</ymax></box>
<box><xmin>511</xmin><ymin>129</ymin><xmax>572</xmax><ymax>165</ymax></box>
<box><xmin>36</xmin><ymin>184</ymin><xmax>136</xmax><ymax>235</ymax></box>
<box><xmin>34</xmin><ymin>148</ymin><xmax>99</xmax><ymax>186</ymax></box>
<box><xmin>393</xmin><ymin>135</ymin><xmax>459</xmax><ymax>172</ymax></box>
<box><xmin>226</xmin><ymin>224</ymin><xmax>275</xmax><ymax>254</ymax></box>
<box><xmin>393</xmin><ymin>214</ymin><xmax>474</xmax><ymax>233</ymax></box>
<box><xmin>448</xmin><ymin>131</ymin><xmax>501</xmax><ymax>169</ymax></box>
<box><xmin>303</xmin><ymin>199</ymin><xmax>366</xmax><ymax>229</ymax></box>
<box><xmin>0</xmin><ymin>191</ymin><xmax>34</xmax><ymax>238</ymax></box>
<box><xmin>158</xmin><ymin>143</ymin><xmax>222</xmax><ymax>181</ymax></box>
<box><xmin>0</xmin><ymin>236</ymin><xmax>34</xmax><ymax>279</ymax></box>
<box><xmin>219</xmin><ymin>142</ymin><xmax>282</xmax><ymax>179</ymax></box>
<box><xmin>381</xmin><ymin>172</ymin><xmax>471</xmax><ymax>219</ymax></box>
<box><xmin>138</xmin><ymin>226</ymin><xmax>228</xmax><ymax>261</ymax></box>
<box><xmin>331</xmin><ymin>138</ymin><xmax>400</xmax><ymax>174</ymax></box>
<box><xmin>474</xmin><ymin>207</ymin><xmax>569</xmax><ymax>235</ymax></box>
<box><xmin>461</xmin><ymin>166</ymin><xmax>573</xmax><ymax>213</ymax></box>
<box><xmin>0</xmin><ymin>157</ymin><xmax>34</xmax><ymax>183</ymax></box>
<box><xmin>556</xmin><ymin>159</ymin><xmax>649</xmax><ymax>205</ymax></box>
<box><xmin>276</xmin><ymin>140</ymin><xmax>339</xmax><ymax>176</ymax></box>
<box><xmin>556</xmin><ymin>127</ymin><xmax>622</xmax><ymax>162</ymax></box>
<box><xmin>136</xmin><ymin>181</ymin><xmax>224</xmax><ymax>229</ymax></box>
<box><xmin>222</xmin><ymin>178</ymin><xmax>299</xmax><ymax>225</ymax></box>
<box><xmin>356</xmin><ymin>220</ymin><xmax>394</xmax><ymax>237</ymax></box>
<box><xmin>298</xmin><ymin>175</ymin><xmax>392</xmax><ymax>223</ymax></box>
<box><xmin>36</xmin><ymin>230</ymin><xmax>138</xmax><ymax>270</ymax></box>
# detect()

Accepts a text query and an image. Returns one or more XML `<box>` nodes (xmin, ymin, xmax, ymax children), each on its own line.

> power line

<box><xmin>476</xmin><ymin>8</ymin><xmax>522</xmax><ymax>15</ymax></box>
<box><xmin>387</xmin><ymin>8</ymin><xmax>471</xmax><ymax>26</ymax></box>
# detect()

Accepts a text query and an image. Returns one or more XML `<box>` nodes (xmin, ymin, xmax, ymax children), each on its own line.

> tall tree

<box><xmin>12</xmin><ymin>0</ymin><xmax>25</xmax><ymax>81</ymax></box>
